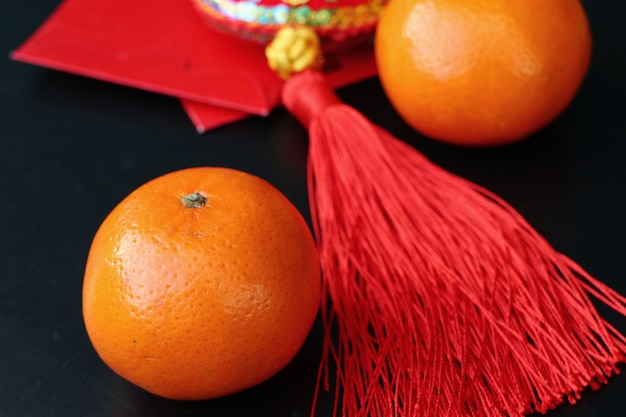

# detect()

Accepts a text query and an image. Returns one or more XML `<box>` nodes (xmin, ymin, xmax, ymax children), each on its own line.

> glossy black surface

<box><xmin>2</xmin><ymin>1</ymin><xmax>626</xmax><ymax>416</ymax></box>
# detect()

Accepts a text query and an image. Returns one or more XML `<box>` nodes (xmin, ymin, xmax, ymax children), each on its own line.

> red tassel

<box><xmin>282</xmin><ymin>70</ymin><xmax>626</xmax><ymax>417</ymax></box>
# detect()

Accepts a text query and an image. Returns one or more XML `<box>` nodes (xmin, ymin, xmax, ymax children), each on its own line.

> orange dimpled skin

<box><xmin>375</xmin><ymin>0</ymin><xmax>592</xmax><ymax>146</ymax></box>
<box><xmin>82</xmin><ymin>167</ymin><xmax>321</xmax><ymax>400</ymax></box>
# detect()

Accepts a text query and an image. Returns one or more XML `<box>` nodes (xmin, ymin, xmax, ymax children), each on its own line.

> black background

<box><xmin>2</xmin><ymin>1</ymin><xmax>626</xmax><ymax>416</ymax></box>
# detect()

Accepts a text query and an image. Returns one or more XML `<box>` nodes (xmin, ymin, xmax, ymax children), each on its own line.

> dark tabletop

<box><xmin>2</xmin><ymin>1</ymin><xmax>626</xmax><ymax>416</ymax></box>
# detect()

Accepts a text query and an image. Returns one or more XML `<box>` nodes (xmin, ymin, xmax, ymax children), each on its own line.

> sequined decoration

<box><xmin>195</xmin><ymin>0</ymin><xmax>384</xmax><ymax>31</ymax></box>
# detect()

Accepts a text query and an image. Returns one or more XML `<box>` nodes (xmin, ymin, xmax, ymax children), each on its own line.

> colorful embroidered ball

<box><xmin>190</xmin><ymin>0</ymin><xmax>386</xmax><ymax>50</ymax></box>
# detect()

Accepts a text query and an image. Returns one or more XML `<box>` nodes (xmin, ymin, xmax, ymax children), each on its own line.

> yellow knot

<box><xmin>265</xmin><ymin>26</ymin><xmax>324</xmax><ymax>80</ymax></box>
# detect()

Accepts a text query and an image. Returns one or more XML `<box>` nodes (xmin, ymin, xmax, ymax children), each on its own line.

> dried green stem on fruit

<box><xmin>182</xmin><ymin>192</ymin><xmax>207</xmax><ymax>208</ymax></box>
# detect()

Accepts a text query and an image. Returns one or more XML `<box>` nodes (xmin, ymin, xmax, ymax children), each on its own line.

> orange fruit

<box><xmin>375</xmin><ymin>0</ymin><xmax>592</xmax><ymax>146</ymax></box>
<box><xmin>82</xmin><ymin>167</ymin><xmax>321</xmax><ymax>400</ymax></box>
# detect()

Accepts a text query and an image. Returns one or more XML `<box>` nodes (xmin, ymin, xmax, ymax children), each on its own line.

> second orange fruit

<box><xmin>375</xmin><ymin>0</ymin><xmax>592</xmax><ymax>146</ymax></box>
<box><xmin>82</xmin><ymin>167</ymin><xmax>321</xmax><ymax>400</ymax></box>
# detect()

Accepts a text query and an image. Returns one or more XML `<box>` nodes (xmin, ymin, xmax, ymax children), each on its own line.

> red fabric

<box><xmin>283</xmin><ymin>70</ymin><xmax>626</xmax><ymax>417</ymax></box>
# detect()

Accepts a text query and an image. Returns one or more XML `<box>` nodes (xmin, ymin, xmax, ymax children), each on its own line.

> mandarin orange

<box><xmin>375</xmin><ymin>0</ymin><xmax>592</xmax><ymax>146</ymax></box>
<box><xmin>82</xmin><ymin>167</ymin><xmax>321</xmax><ymax>400</ymax></box>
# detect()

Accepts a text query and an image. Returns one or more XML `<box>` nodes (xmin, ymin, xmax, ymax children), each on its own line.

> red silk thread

<box><xmin>283</xmin><ymin>70</ymin><xmax>626</xmax><ymax>417</ymax></box>
<box><xmin>282</xmin><ymin>71</ymin><xmax>342</xmax><ymax>128</ymax></box>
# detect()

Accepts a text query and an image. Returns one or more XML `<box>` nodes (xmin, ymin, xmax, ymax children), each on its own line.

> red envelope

<box><xmin>12</xmin><ymin>0</ymin><xmax>378</xmax><ymax>131</ymax></box>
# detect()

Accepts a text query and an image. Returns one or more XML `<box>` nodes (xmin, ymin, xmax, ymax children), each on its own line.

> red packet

<box><xmin>182</xmin><ymin>42</ymin><xmax>378</xmax><ymax>132</ymax></box>
<box><xmin>12</xmin><ymin>0</ymin><xmax>378</xmax><ymax>131</ymax></box>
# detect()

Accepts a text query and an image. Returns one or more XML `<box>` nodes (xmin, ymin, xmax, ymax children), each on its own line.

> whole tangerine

<box><xmin>375</xmin><ymin>0</ymin><xmax>592</xmax><ymax>146</ymax></box>
<box><xmin>82</xmin><ymin>167</ymin><xmax>321</xmax><ymax>400</ymax></box>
